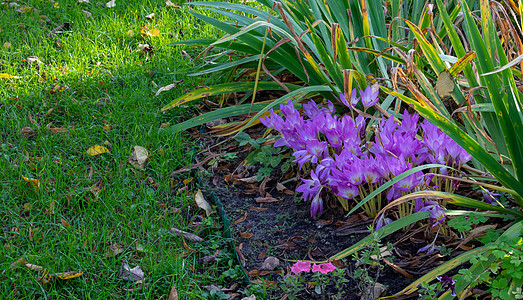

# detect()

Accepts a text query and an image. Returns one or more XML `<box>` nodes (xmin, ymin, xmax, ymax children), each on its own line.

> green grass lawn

<box><xmin>0</xmin><ymin>1</ymin><xmax>259</xmax><ymax>299</ymax></box>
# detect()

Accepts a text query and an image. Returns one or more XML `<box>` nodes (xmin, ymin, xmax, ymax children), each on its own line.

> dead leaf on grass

<box><xmin>89</xmin><ymin>181</ymin><xmax>103</xmax><ymax>197</ymax></box>
<box><xmin>242</xmin><ymin>294</ymin><xmax>257</xmax><ymax>300</ymax></box>
<box><xmin>25</xmin><ymin>263</ymin><xmax>44</xmax><ymax>271</ymax></box>
<box><xmin>128</xmin><ymin>146</ymin><xmax>149</xmax><ymax>170</ymax></box>
<box><xmin>26</xmin><ymin>56</ymin><xmax>42</xmax><ymax>65</ymax></box>
<box><xmin>47</xmin><ymin>22</ymin><xmax>70</xmax><ymax>38</ymax></box>
<box><xmin>154</xmin><ymin>81</ymin><xmax>183</xmax><ymax>96</ymax></box>
<box><xmin>106</xmin><ymin>0</ymin><xmax>115</xmax><ymax>7</ymax></box>
<box><xmin>46</xmin><ymin>201</ymin><xmax>55</xmax><ymax>215</ymax></box>
<box><xmin>3</xmin><ymin>42</ymin><xmax>11</xmax><ymax>49</ymax></box>
<box><xmin>20</xmin><ymin>127</ymin><xmax>36</xmax><ymax>137</ymax></box>
<box><xmin>22</xmin><ymin>175</ymin><xmax>40</xmax><ymax>189</ymax></box>
<box><xmin>17</xmin><ymin>6</ymin><xmax>34</xmax><ymax>13</ymax></box>
<box><xmin>86</xmin><ymin>145</ymin><xmax>110</xmax><ymax>156</ymax></box>
<box><xmin>10</xmin><ymin>258</ymin><xmax>27</xmax><ymax>269</ymax></box>
<box><xmin>28</xmin><ymin>226</ymin><xmax>39</xmax><ymax>241</ymax></box>
<box><xmin>166</xmin><ymin>0</ymin><xmax>180</xmax><ymax>8</ymax></box>
<box><xmin>182</xmin><ymin>237</ymin><xmax>197</xmax><ymax>253</ymax></box>
<box><xmin>233</xmin><ymin>212</ymin><xmax>248</xmax><ymax>225</ymax></box>
<box><xmin>257</xmin><ymin>248</ymin><xmax>267</xmax><ymax>259</ymax></box>
<box><xmin>52</xmin><ymin>270</ymin><xmax>83</xmax><ymax>280</ymax></box>
<box><xmin>81</xmin><ymin>9</ymin><xmax>91</xmax><ymax>17</ymax></box>
<box><xmin>60</xmin><ymin>218</ymin><xmax>71</xmax><ymax>228</ymax></box>
<box><xmin>168</xmin><ymin>285</ymin><xmax>179</xmax><ymax>300</ymax></box>
<box><xmin>199</xmin><ymin>249</ymin><xmax>221</xmax><ymax>265</ymax></box>
<box><xmin>170</xmin><ymin>228</ymin><xmax>203</xmax><ymax>242</ymax></box>
<box><xmin>140</xmin><ymin>25</ymin><xmax>160</xmax><ymax>37</ymax></box>
<box><xmin>78</xmin><ymin>0</ymin><xmax>90</xmax><ymax>3</ymax></box>
<box><xmin>145</xmin><ymin>13</ymin><xmax>155</xmax><ymax>19</ymax></box>
<box><xmin>194</xmin><ymin>189</ymin><xmax>212</xmax><ymax>217</ymax></box>
<box><xmin>118</xmin><ymin>261</ymin><xmax>144</xmax><ymax>281</ymax></box>
<box><xmin>106</xmin><ymin>242</ymin><xmax>125</xmax><ymax>257</ymax></box>
<box><xmin>0</xmin><ymin>73</ymin><xmax>20</xmax><ymax>79</ymax></box>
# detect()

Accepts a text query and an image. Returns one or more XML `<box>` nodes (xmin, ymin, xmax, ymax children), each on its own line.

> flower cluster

<box><xmin>290</xmin><ymin>261</ymin><xmax>336</xmax><ymax>275</ymax></box>
<box><xmin>260</xmin><ymin>89</ymin><xmax>472</xmax><ymax>226</ymax></box>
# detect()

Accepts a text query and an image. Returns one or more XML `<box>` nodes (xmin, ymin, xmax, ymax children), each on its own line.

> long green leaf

<box><xmin>162</xmin><ymin>101</ymin><xmax>272</xmax><ymax>134</ymax></box>
<box><xmin>161</xmin><ymin>82</ymin><xmax>301</xmax><ymax>111</ymax></box>
<box><xmin>326</xmin><ymin>211</ymin><xmax>431</xmax><ymax>262</ymax></box>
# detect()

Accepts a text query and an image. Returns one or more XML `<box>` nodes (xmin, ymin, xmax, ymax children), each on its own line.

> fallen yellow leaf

<box><xmin>22</xmin><ymin>175</ymin><xmax>40</xmax><ymax>189</ymax></box>
<box><xmin>140</xmin><ymin>25</ymin><xmax>160</xmax><ymax>37</ymax></box>
<box><xmin>0</xmin><ymin>73</ymin><xmax>20</xmax><ymax>79</ymax></box>
<box><xmin>86</xmin><ymin>145</ymin><xmax>110</xmax><ymax>156</ymax></box>
<box><xmin>54</xmin><ymin>270</ymin><xmax>83</xmax><ymax>280</ymax></box>
<box><xmin>17</xmin><ymin>6</ymin><xmax>34</xmax><ymax>13</ymax></box>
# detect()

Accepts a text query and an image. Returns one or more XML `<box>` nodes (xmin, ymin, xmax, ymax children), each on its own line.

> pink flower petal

<box><xmin>291</xmin><ymin>261</ymin><xmax>311</xmax><ymax>274</ymax></box>
<box><xmin>312</xmin><ymin>262</ymin><xmax>336</xmax><ymax>274</ymax></box>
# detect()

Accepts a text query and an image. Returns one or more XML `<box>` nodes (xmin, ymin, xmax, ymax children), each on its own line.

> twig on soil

<box><xmin>170</xmin><ymin>153</ymin><xmax>222</xmax><ymax>176</ymax></box>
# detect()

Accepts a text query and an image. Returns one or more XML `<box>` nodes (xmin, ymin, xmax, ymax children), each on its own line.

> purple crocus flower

<box><xmin>362</xmin><ymin>156</ymin><xmax>380</xmax><ymax>184</ymax></box>
<box><xmin>360</xmin><ymin>85</ymin><xmax>379</xmax><ymax>108</ymax></box>
<box><xmin>296</xmin><ymin>170</ymin><xmax>323</xmax><ymax>202</ymax></box>
<box><xmin>293</xmin><ymin>139</ymin><xmax>327</xmax><ymax>169</ymax></box>
<box><xmin>436</xmin><ymin>275</ymin><xmax>456</xmax><ymax>296</ymax></box>
<box><xmin>417</xmin><ymin>243</ymin><xmax>440</xmax><ymax>254</ymax></box>
<box><xmin>310</xmin><ymin>191</ymin><xmax>324</xmax><ymax>217</ymax></box>
<box><xmin>419</xmin><ymin>200</ymin><xmax>446</xmax><ymax>226</ymax></box>
<box><xmin>483</xmin><ymin>190</ymin><xmax>501</xmax><ymax>204</ymax></box>
<box><xmin>339</xmin><ymin>89</ymin><xmax>359</xmax><ymax>108</ymax></box>
<box><xmin>260</xmin><ymin>109</ymin><xmax>285</xmax><ymax>132</ymax></box>
<box><xmin>375</xmin><ymin>214</ymin><xmax>392</xmax><ymax>230</ymax></box>
<box><xmin>335</xmin><ymin>183</ymin><xmax>359</xmax><ymax>200</ymax></box>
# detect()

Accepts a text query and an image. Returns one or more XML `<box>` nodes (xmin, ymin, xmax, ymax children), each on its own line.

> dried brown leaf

<box><xmin>170</xmin><ymin>228</ymin><xmax>203</xmax><ymax>242</ymax></box>
<box><xmin>118</xmin><ymin>261</ymin><xmax>144</xmax><ymax>281</ymax></box>
<box><xmin>80</xmin><ymin>9</ymin><xmax>91</xmax><ymax>17</ymax></box>
<box><xmin>182</xmin><ymin>237</ymin><xmax>197</xmax><ymax>253</ymax></box>
<box><xmin>128</xmin><ymin>145</ymin><xmax>149</xmax><ymax>170</ymax></box>
<box><xmin>166</xmin><ymin>0</ymin><xmax>180</xmax><ymax>8</ymax></box>
<box><xmin>105</xmin><ymin>242</ymin><xmax>125</xmax><ymax>258</ymax></box>
<box><xmin>254</xmin><ymin>197</ymin><xmax>279</xmax><ymax>203</ymax></box>
<box><xmin>249</xmin><ymin>206</ymin><xmax>268</xmax><ymax>212</ymax></box>
<box><xmin>25</xmin><ymin>263</ymin><xmax>44</xmax><ymax>271</ymax></box>
<box><xmin>168</xmin><ymin>285</ymin><xmax>179</xmax><ymax>300</ymax></box>
<box><xmin>260</xmin><ymin>256</ymin><xmax>279</xmax><ymax>271</ymax></box>
<box><xmin>239</xmin><ymin>232</ymin><xmax>253</xmax><ymax>239</ymax></box>
<box><xmin>60</xmin><ymin>218</ymin><xmax>70</xmax><ymax>228</ymax></box>
<box><xmin>10</xmin><ymin>258</ymin><xmax>27</xmax><ymax>269</ymax></box>
<box><xmin>194</xmin><ymin>189</ymin><xmax>212</xmax><ymax>217</ymax></box>
<box><xmin>233</xmin><ymin>212</ymin><xmax>248</xmax><ymax>225</ymax></box>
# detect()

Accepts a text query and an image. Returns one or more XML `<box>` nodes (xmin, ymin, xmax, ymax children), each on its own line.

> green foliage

<box><xmin>447</xmin><ymin>214</ymin><xmax>488</xmax><ymax>233</ymax></box>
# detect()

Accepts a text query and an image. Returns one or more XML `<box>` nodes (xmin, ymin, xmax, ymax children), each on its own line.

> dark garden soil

<box><xmin>185</xmin><ymin>126</ymin><xmax>488</xmax><ymax>300</ymax></box>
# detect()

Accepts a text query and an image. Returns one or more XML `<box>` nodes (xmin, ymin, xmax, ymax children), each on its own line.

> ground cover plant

<box><xmin>162</xmin><ymin>0</ymin><xmax>523</xmax><ymax>298</ymax></box>
<box><xmin>0</xmin><ymin>1</ymin><xmax>261</xmax><ymax>299</ymax></box>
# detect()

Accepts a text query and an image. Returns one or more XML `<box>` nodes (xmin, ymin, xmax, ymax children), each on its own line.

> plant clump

<box><xmin>260</xmin><ymin>90</ymin><xmax>471</xmax><ymax>227</ymax></box>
